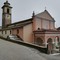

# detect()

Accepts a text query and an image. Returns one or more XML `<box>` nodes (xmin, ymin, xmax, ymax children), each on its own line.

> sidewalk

<box><xmin>49</xmin><ymin>53</ymin><xmax>60</xmax><ymax>56</ymax></box>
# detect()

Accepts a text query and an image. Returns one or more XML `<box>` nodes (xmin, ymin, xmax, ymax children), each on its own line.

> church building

<box><xmin>0</xmin><ymin>0</ymin><xmax>60</xmax><ymax>53</ymax></box>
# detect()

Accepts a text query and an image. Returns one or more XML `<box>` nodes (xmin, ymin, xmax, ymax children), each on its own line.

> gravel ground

<box><xmin>0</xmin><ymin>39</ymin><xmax>46</xmax><ymax>60</ymax></box>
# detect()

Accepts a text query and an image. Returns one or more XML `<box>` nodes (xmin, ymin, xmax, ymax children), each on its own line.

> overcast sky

<box><xmin>0</xmin><ymin>0</ymin><xmax>60</xmax><ymax>27</ymax></box>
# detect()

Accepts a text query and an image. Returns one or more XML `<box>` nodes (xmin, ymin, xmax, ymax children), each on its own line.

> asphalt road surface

<box><xmin>0</xmin><ymin>39</ymin><xmax>60</xmax><ymax>60</ymax></box>
<box><xmin>0</xmin><ymin>39</ymin><xmax>46</xmax><ymax>60</ymax></box>
<box><xmin>30</xmin><ymin>46</ymin><xmax>60</xmax><ymax>60</ymax></box>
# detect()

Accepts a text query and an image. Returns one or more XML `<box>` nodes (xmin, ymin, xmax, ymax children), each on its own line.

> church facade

<box><xmin>0</xmin><ymin>0</ymin><xmax>60</xmax><ymax>53</ymax></box>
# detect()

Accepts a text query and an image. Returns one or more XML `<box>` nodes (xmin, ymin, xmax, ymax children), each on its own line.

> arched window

<box><xmin>47</xmin><ymin>38</ymin><xmax>52</xmax><ymax>44</ymax></box>
<box><xmin>7</xmin><ymin>8</ymin><xmax>9</xmax><ymax>13</ymax></box>
<box><xmin>17</xmin><ymin>29</ymin><xmax>19</xmax><ymax>34</ymax></box>
<box><xmin>10</xmin><ymin>30</ymin><xmax>11</xmax><ymax>34</ymax></box>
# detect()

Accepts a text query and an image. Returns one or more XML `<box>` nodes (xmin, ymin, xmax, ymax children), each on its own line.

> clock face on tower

<box><xmin>7</xmin><ymin>15</ymin><xmax>10</xmax><ymax>19</ymax></box>
<box><xmin>5</xmin><ymin>14</ymin><xmax>11</xmax><ymax>25</ymax></box>
<box><xmin>5</xmin><ymin>14</ymin><xmax>10</xmax><ymax>20</ymax></box>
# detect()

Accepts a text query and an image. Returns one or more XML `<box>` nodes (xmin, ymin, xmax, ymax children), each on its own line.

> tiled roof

<box><xmin>7</xmin><ymin>18</ymin><xmax>33</xmax><ymax>29</ymax></box>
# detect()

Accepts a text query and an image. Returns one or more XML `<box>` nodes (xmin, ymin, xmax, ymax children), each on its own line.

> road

<box><xmin>0</xmin><ymin>38</ymin><xmax>60</xmax><ymax>60</ymax></box>
<box><xmin>0</xmin><ymin>39</ymin><xmax>46</xmax><ymax>60</ymax></box>
<box><xmin>30</xmin><ymin>47</ymin><xmax>60</xmax><ymax>60</ymax></box>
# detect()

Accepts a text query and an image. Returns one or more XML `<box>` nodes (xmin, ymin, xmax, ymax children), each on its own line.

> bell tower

<box><xmin>2</xmin><ymin>0</ymin><xmax>12</xmax><ymax>28</ymax></box>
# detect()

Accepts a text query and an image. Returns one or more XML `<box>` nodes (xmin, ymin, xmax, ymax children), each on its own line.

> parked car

<box><xmin>7</xmin><ymin>35</ymin><xmax>23</xmax><ymax>41</ymax></box>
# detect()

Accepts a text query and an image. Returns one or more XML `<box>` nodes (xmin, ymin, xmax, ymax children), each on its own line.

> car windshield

<box><xmin>9</xmin><ymin>35</ymin><xmax>17</xmax><ymax>37</ymax></box>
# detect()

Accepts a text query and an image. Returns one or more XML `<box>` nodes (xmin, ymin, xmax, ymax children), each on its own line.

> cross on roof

<box><xmin>45</xmin><ymin>7</ymin><xmax>46</xmax><ymax>10</ymax></box>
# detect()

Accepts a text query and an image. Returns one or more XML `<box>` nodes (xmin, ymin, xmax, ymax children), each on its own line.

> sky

<box><xmin>0</xmin><ymin>0</ymin><xmax>60</xmax><ymax>27</ymax></box>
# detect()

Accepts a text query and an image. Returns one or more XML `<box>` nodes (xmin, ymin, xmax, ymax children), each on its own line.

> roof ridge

<box><xmin>7</xmin><ymin>18</ymin><xmax>32</xmax><ymax>26</ymax></box>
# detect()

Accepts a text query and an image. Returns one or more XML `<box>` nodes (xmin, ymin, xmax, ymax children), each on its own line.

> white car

<box><xmin>7</xmin><ymin>35</ymin><xmax>23</xmax><ymax>41</ymax></box>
